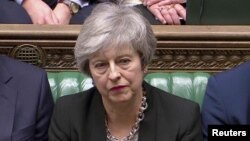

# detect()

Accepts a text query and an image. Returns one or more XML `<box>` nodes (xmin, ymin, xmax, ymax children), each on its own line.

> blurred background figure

<box><xmin>51</xmin><ymin>0</ymin><xmax>187</xmax><ymax>25</ymax></box>
<box><xmin>0</xmin><ymin>0</ymin><xmax>58</xmax><ymax>24</ymax></box>
<box><xmin>0</xmin><ymin>0</ymin><xmax>186</xmax><ymax>25</ymax></box>
<box><xmin>143</xmin><ymin>0</ymin><xmax>186</xmax><ymax>24</ymax></box>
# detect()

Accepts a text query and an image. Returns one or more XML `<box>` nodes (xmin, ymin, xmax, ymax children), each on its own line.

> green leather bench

<box><xmin>47</xmin><ymin>72</ymin><xmax>210</xmax><ymax>108</ymax></box>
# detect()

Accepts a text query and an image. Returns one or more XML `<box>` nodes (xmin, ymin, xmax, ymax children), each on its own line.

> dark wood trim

<box><xmin>1</xmin><ymin>24</ymin><xmax>250</xmax><ymax>73</ymax></box>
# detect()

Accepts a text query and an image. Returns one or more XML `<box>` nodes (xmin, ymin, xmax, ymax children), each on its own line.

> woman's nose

<box><xmin>108</xmin><ymin>65</ymin><xmax>121</xmax><ymax>80</ymax></box>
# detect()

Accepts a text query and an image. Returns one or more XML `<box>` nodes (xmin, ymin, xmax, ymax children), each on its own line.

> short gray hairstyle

<box><xmin>74</xmin><ymin>3</ymin><xmax>157</xmax><ymax>75</ymax></box>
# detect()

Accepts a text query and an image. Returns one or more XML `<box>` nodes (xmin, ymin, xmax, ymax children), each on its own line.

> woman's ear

<box><xmin>143</xmin><ymin>65</ymin><xmax>148</xmax><ymax>74</ymax></box>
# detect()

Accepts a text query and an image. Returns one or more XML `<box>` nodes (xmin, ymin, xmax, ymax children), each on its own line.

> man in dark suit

<box><xmin>202</xmin><ymin>61</ymin><xmax>250</xmax><ymax>141</ymax></box>
<box><xmin>0</xmin><ymin>55</ymin><xmax>54</xmax><ymax>141</ymax></box>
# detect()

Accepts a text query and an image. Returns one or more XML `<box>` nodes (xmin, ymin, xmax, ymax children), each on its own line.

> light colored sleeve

<box><xmin>70</xmin><ymin>0</ymin><xmax>89</xmax><ymax>7</ymax></box>
<box><xmin>15</xmin><ymin>0</ymin><xmax>23</xmax><ymax>5</ymax></box>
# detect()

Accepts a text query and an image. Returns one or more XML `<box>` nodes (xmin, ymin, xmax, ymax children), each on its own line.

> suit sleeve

<box><xmin>35</xmin><ymin>71</ymin><xmax>54</xmax><ymax>141</ymax></box>
<box><xmin>201</xmin><ymin>76</ymin><xmax>227</xmax><ymax>141</ymax></box>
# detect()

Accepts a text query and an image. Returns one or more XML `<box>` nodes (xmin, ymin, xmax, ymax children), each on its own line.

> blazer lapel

<box><xmin>138</xmin><ymin>82</ymin><xmax>156</xmax><ymax>141</ymax></box>
<box><xmin>0</xmin><ymin>64</ymin><xmax>17</xmax><ymax>141</ymax></box>
<box><xmin>86</xmin><ymin>90</ymin><xmax>107</xmax><ymax>141</ymax></box>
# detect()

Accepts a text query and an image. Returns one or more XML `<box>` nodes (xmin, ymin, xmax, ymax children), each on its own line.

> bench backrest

<box><xmin>47</xmin><ymin>72</ymin><xmax>210</xmax><ymax>108</ymax></box>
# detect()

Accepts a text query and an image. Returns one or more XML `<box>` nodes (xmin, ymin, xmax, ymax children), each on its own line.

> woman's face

<box><xmin>89</xmin><ymin>46</ymin><xmax>145</xmax><ymax>103</ymax></box>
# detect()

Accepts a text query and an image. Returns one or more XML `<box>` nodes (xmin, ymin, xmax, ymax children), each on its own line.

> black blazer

<box><xmin>49</xmin><ymin>82</ymin><xmax>203</xmax><ymax>141</ymax></box>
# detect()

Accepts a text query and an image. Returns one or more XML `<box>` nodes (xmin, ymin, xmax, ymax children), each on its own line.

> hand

<box><xmin>143</xmin><ymin>0</ymin><xmax>162</xmax><ymax>6</ymax></box>
<box><xmin>143</xmin><ymin>0</ymin><xmax>186</xmax><ymax>7</ymax></box>
<box><xmin>158</xmin><ymin>0</ymin><xmax>186</xmax><ymax>6</ymax></box>
<box><xmin>22</xmin><ymin>0</ymin><xmax>59</xmax><ymax>24</ymax></box>
<box><xmin>147</xmin><ymin>3</ymin><xmax>186</xmax><ymax>25</ymax></box>
<box><xmin>161</xmin><ymin>4</ymin><xmax>186</xmax><ymax>24</ymax></box>
<box><xmin>147</xmin><ymin>3</ymin><xmax>167</xmax><ymax>24</ymax></box>
<box><xmin>53</xmin><ymin>3</ymin><xmax>72</xmax><ymax>25</ymax></box>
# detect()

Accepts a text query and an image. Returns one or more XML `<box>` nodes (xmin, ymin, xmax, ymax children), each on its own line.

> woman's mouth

<box><xmin>110</xmin><ymin>85</ymin><xmax>126</xmax><ymax>91</ymax></box>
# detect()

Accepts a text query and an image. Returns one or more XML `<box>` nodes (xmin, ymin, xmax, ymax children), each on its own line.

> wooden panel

<box><xmin>1</xmin><ymin>24</ymin><xmax>250</xmax><ymax>73</ymax></box>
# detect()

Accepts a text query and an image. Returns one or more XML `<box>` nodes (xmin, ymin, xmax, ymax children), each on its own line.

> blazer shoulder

<box><xmin>55</xmin><ymin>87</ymin><xmax>97</xmax><ymax>108</ymax></box>
<box><xmin>214</xmin><ymin>61</ymin><xmax>250</xmax><ymax>80</ymax></box>
<box><xmin>0</xmin><ymin>55</ymin><xmax>46</xmax><ymax>75</ymax></box>
<box><xmin>159</xmin><ymin>89</ymin><xmax>199</xmax><ymax>110</ymax></box>
<box><xmin>146</xmin><ymin>83</ymin><xmax>201</xmax><ymax>133</ymax></box>
<box><xmin>146</xmin><ymin>83</ymin><xmax>200</xmax><ymax>111</ymax></box>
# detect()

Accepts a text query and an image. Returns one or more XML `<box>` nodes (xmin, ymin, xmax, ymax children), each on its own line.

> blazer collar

<box><xmin>86</xmin><ymin>90</ymin><xmax>107</xmax><ymax>141</ymax></box>
<box><xmin>0</xmin><ymin>58</ymin><xmax>17</xmax><ymax>141</ymax></box>
<box><xmin>138</xmin><ymin>81</ymin><xmax>156</xmax><ymax>141</ymax></box>
<box><xmin>0</xmin><ymin>57</ymin><xmax>12</xmax><ymax>84</ymax></box>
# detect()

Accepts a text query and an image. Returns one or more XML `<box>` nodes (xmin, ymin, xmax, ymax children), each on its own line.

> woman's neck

<box><xmin>103</xmin><ymin>92</ymin><xmax>143</xmax><ymax>139</ymax></box>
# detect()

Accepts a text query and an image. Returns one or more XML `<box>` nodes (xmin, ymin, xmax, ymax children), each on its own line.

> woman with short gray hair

<box><xmin>49</xmin><ymin>3</ymin><xmax>203</xmax><ymax>141</ymax></box>
<box><xmin>74</xmin><ymin>3</ymin><xmax>156</xmax><ymax>75</ymax></box>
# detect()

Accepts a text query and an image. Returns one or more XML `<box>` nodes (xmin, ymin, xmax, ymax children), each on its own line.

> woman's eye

<box><xmin>94</xmin><ymin>63</ymin><xmax>106</xmax><ymax>69</ymax></box>
<box><xmin>119</xmin><ymin>59</ymin><xmax>130</xmax><ymax>65</ymax></box>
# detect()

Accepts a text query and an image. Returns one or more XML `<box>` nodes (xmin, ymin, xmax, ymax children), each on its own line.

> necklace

<box><xmin>106</xmin><ymin>93</ymin><xmax>148</xmax><ymax>141</ymax></box>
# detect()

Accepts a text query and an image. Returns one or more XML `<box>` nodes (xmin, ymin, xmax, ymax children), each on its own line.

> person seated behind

<box><xmin>143</xmin><ymin>0</ymin><xmax>186</xmax><ymax>24</ymax></box>
<box><xmin>0</xmin><ymin>0</ymin><xmax>85</xmax><ymax>24</ymax></box>
<box><xmin>0</xmin><ymin>0</ymin><xmax>59</xmax><ymax>24</ymax></box>
<box><xmin>0</xmin><ymin>55</ymin><xmax>54</xmax><ymax>141</ymax></box>
<box><xmin>54</xmin><ymin>0</ymin><xmax>186</xmax><ymax>25</ymax></box>
<box><xmin>202</xmin><ymin>61</ymin><xmax>250</xmax><ymax>141</ymax></box>
<box><xmin>48</xmin><ymin>3</ymin><xmax>203</xmax><ymax>141</ymax></box>
<box><xmin>0</xmin><ymin>0</ymin><xmax>185</xmax><ymax>25</ymax></box>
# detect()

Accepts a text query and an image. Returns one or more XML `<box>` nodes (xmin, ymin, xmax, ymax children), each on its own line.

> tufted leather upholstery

<box><xmin>186</xmin><ymin>0</ymin><xmax>250</xmax><ymax>25</ymax></box>
<box><xmin>47</xmin><ymin>72</ymin><xmax>210</xmax><ymax>108</ymax></box>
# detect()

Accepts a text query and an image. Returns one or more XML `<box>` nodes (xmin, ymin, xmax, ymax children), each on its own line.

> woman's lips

<box><xmin>110</xmin><ymin>85</ymin><xmax>126</xmax><ymax>91</ymax></box>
